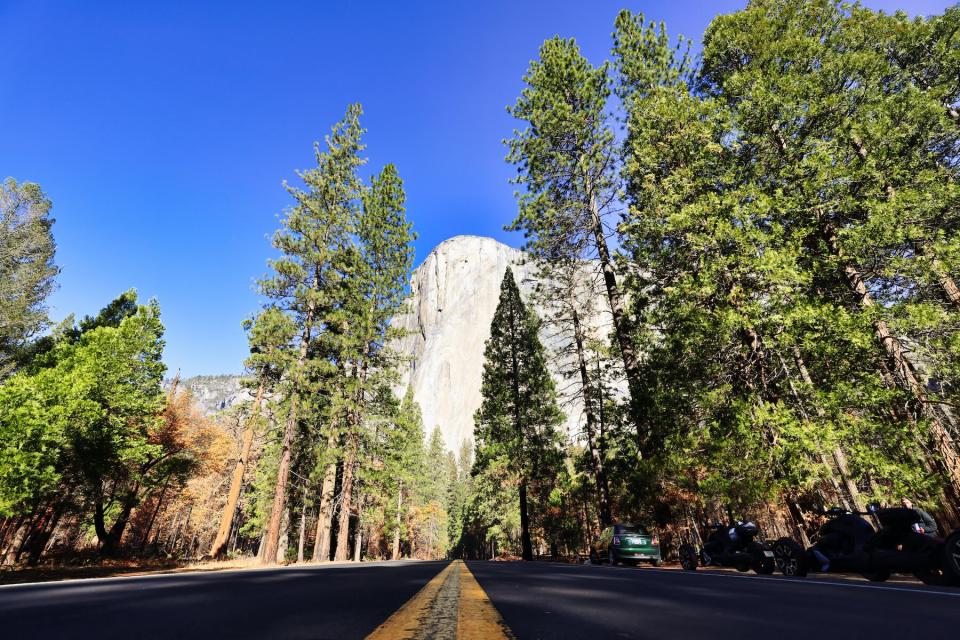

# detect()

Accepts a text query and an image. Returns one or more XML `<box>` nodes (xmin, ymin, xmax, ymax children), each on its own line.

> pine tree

<box><xmin>259</xmin><ymin>104</ymin><xmax>364</xmax><ymax>564</ymax></box>
<box><xmin>474</xmin><ymin>268</ymin><xmax>563</xmax><ymax>560</ymax></box>
<box><xmin>506</xmin><ymin>38</ymin><xmax>648</xmax><ymax>452</ymax></box>
<box><xmin>331</xmin><ymin>163</ymin><xmax>415</xmax><ymax>561</ymax></box>
<box><xmin>383</xmin><ymin>387</ymin><xmax>425</xmax><ymax>560</ymax></box>
<box><xmin>697</xmin><ymin>0</ymin><xmax>960</xmax><ymax>507</ymax></box>
<box><xmin>0</xmin><ymin>178</ymin><xmax>58</xmax><ymax>378</ymax></box>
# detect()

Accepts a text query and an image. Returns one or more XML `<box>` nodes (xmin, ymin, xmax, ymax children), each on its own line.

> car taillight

<box><xmin>651</xmin><ymin>536</ymin><xmax>659</xmax><ymax>546</ymax></box>
<box><xmin>613</xmin><ymin>536</ymin><xmax>621</xmax><ymax>546</ymax></box>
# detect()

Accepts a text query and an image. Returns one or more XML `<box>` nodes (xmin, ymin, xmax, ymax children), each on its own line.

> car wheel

<box><xmin>944</xmin><ymin>531</ymin><xmax>960</xmax><ymax>586</ymax></box>
<box><xmin>773</xmin><ymin>538</ymin><xmax>808</xmax><ymax>577</ymax></box>
<box><xmin>748</xmin><ymin>542</ymin><xmax>775</xmax><ymax>575</ymax></box>
<box><xmin>608</xmin><ymin>549</ymin><xmax>619</xmax><ymax>566</ymax></box>
<box><xmin>679</xmin><ymin>544</ymin><xmax>698</xmax><ymax>571</ymax></box>
<box><xmin>651</xmin><ymin>558</ymin><xmax>663</xmax><ymax>568</ymax></box>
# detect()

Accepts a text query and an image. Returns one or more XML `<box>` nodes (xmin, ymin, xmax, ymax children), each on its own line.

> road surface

<box><xmin>2</xmin><ymin>559</ymin><xmax>959</xmax><ymax>639</ymax></box>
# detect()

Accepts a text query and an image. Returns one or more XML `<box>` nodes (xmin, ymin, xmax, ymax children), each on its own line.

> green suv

<box><xmin>590</xmin><ymin>523</ymin><xmax>662</xmax><ymax>566</ymax></box>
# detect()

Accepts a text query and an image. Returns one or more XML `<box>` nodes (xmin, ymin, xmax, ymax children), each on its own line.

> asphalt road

<box><xmin>2</xmin><ymin>560</ymin><xmax>959</xmax><ymax>639</ymax></box>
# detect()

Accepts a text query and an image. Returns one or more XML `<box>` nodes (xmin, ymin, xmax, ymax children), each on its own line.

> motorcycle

<box><xmin>679</xmin><ymin>520</ymin><xmax>776</xmax><ymax>574</ymax></box>
<box><xmin>773</xmin><ymin>505</ymin><xmax>960</xmax><ymax>585</ymax></box>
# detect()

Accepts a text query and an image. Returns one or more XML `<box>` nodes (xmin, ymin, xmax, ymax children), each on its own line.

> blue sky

<box><xmin>1</xmin><ymin>0</ymin><xmax>954</xmax><ymax>376</ymax></box>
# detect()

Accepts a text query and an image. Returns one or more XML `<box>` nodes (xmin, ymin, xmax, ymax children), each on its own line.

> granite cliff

<box><xmin>392</xmin><ymin>235</ymin><xmax>610</xmax><ymax>450</ymax></box>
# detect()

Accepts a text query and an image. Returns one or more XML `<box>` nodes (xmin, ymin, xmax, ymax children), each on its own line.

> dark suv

<box><xmin>590</xmin><ymin>523</ymin><xmax>662</xmax><ymax>566</ymax></box>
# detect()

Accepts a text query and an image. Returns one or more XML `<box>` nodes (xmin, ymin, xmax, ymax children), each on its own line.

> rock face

<box><xmin>166</xmin><ymin>374</ymin><xmax>251</xmax><ymax>414</ymax></box>
<box><xmin>392</xmin><ymin>235</ymin><xmax>610</xmax><ymax>451</ymax></box>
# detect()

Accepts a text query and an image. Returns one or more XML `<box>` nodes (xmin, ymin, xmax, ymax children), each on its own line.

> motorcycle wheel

<box><xmin>943</xmin><ymin>531</ymin><xmax>960</xmax><ymax>586</ymax></box>
<box><xmin>915</xmin><ymin>567</ymin><xmax>952</xmax><ymax>586</ymax></box>
<box><xmin>589</xmin><ymin>549</ymin><xmax>600</xmax><ymax>565</ymax></box>
<box><xmin>773</xmin><ymin>538</ymin><xmax>808</xmax><ymax>577</ymax></box>
<box><xmin>679</xmin><ymin>544</ymin><xmax>699</xmax><ymax>571</ymax></box>
<box><xmin>748</xmin><ymin>542</ymin><xmax>775</xmax><ymax>575</ymax></box>
<box><xmin>860</xmin><ymin>569</ymin><xmax>890</xmax><ymax>582</ymax></box>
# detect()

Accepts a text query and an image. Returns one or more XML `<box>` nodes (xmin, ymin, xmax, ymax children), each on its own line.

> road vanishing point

<box><xmin>2</xmin><ymin>559</ymin><xmax>959</xmax><ymax>639</ymax></box>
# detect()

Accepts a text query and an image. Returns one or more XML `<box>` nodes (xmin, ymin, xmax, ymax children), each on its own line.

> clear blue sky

<box><xmin>1</xmin><ymin>0</ymin><xmax>953</xmax><ymax>376</ymax></box>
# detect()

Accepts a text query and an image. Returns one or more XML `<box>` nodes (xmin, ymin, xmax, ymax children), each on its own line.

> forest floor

<box><xmin>0</xmin><ymin>557</ymin><xmax>263</xmax><ymax>585</ymax></box>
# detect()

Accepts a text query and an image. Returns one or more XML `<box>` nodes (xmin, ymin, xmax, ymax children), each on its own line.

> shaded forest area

<box><xmin>3</xmin><ymin>0</ymin><xmax>960</xmax><ymax>569</ymax></box>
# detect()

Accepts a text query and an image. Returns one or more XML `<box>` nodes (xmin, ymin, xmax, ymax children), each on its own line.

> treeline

<box><xmin>206</xmin><ymin>104</ymin><xmax>474</xmax><ymax>564</ymax></box>
<box><xmin>468</xmin><ymin>0</ymin><xmax>960</xmax><ymax>559</ymax></box>
<box><xmin>0</xmin><ymin>103</ymin><xmax>471</xmax><ymax>564</ymax></box>
<box><xmin>0</xmin><ymin>177</ymin><xmax>231</xmax><ymax>563</ymax></box>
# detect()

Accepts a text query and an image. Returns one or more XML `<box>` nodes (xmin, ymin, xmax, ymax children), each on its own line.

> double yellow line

<box><xmin>366</xmin><ymin>560</ymin><xmax>514</xmax><ymax>639</ymax></box>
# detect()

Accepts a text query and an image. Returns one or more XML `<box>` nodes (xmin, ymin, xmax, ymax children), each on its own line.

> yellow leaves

<box><xmin>156</xmin><ymin>386</ymin><xmax>232</xmax><ymax>476</ymax></box>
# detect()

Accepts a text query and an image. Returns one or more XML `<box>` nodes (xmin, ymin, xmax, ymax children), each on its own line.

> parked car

<box><xmin>590</xmin><ymin>523</ymin><xmax>662</xmax><ymax>566</ymax></box>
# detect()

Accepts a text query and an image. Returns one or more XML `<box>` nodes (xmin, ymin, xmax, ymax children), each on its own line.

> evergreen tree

<box><xmin>259</xmin><ymin>103</ymin><xmax>364</xmax><ymax>564</ymax></box>
<box><xmin>506</xmin><ymin>38</ymin><xmax>648</xmax><ymax>451</ymax></box>
<box><xmin>331</xmin><ymin>162</ymin><xmax>415</xmax><ymax>561</ymax></box>
<box><xmin>0</xmin><ymin>178</ymin><xmax>58</xmax><ymax>378</ymax></box>
<box><xmin>698</xmin><ymin>0</ymin><xmax>960</xmax><ymax>507</ymax></box>
<box><xmin>474</xmin><ymin>268</ymin><xmax>563</xmax><ymax>560</ymax></box>
<box><xmin>382</xmin><ymin>387</ymin><xmax>426</xmax><ymax>560</ymax></box>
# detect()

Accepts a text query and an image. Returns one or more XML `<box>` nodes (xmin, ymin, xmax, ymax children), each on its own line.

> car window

<box><xmin>614</xmin><ymin>524</ymin><xmax>648</xmax><ymax>535</ymax></box>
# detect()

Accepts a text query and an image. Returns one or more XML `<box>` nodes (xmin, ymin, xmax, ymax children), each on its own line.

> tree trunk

<box><xmin>914</xmin><ymin>242</ymin><xmax>960</xmax><ymax>310</ymax></box>
<box><xmin>2</xmin><ymin>516</ymin><xmax>30</xmax><ymax>566</ymax></box>
<box><xmin>211</xmin><ymin>382</ymin><xmax>265</xmax><ymax>558</ymax></box>
<box><xmin>141</xmin><ymin>479</ymin><xmax>170</xmax><ymax>550</ymax></box>
<box><xmin>276</xmin><ymin>508</ymin><xmax>290</xmax><ymax>563</ymax></box>
<box><xmin>571</xmin><ymin>308</ymin><xmax>612</xmax><ymax>526</ymax></box>
<box><xmin>100</xmin><ymin>490</ymin><xmax>139</xmax><ymax>556</ymax></box>
<box><xmin>296</xmin><ymin>486</ymin><xmax>308</xmax><ymax>563</ymax></box>
<box><xmin>823</xmin><ymin>221</ymin><xmax>960</xmax><ymax>498</ymax></box>
<box><xmin>787</xmin><ymin>498</ymin><xmax>811</xmax><ymax>548</ymax></box>
<box><xmin>333</xmin><ymin>437</ymin><xmax>358</xmax><ymax>562</ymax></box>
<box><xmin>312</xmin><ymin>450</ymin><xmax>338</xmax><ymax>562</ymax></box>
<box><xmin>391</xmin><ymin>481</ymin><xmax>402</xmax><ymax>561</ymax></box>
<box><xmin>586</xmin><ymin>190</ymin><xmax>646</xmax><ymax>448</ymax></box>
<box><xmin>518</xmin><ymin>480</ymin><xmax>533</xmax><ymax>561</ymax></box>
<box><xmin>262</xmin><ymin>310</ymin><xmax>313</xmax><ymax>565</ymax></box>
<box><xmin>507</xmin><ymin>288</ymin><xmax>533</xmax><ymax>561</ymax></box>
<box><xmin>261</xmin><ymin>392</ymin><xmax>298</xmax><ymax>565</ymax></box>
<box><xmin>789</xmin><ymin>347</ymin><xmax>865</xmax><ymax>512</ymax></box>
<box><xmin>353</xmin><ymin>523</ymin><xmax>363</xmax><ymax>562</ymax></box>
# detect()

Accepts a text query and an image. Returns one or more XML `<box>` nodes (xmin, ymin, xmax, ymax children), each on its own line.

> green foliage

<box><xmin>473</xmin><ymin>269</ymin><xmax>564</xmax><ymax>557</ymax></box>
<box><xmin>0</xmin><ymin>292</ymin><xmax>184</xmax><ymax>548</ymax></box>
<box><xmin>0</xmin><ymin>177</ymin><xmax>58</xmax><ymax>378</ymax></box>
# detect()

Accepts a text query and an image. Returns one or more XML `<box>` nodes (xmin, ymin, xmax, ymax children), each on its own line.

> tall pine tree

<box><xmin>474</xmin><ymin>268</ymin><xmax>563</xmax><ymax>560</ymax></box>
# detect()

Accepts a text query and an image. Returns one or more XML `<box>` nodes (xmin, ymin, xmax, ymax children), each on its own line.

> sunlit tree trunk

<box><xmin>312</xmin><ymin>431</ymin><xmax>339</xmax><ymax>562</ymax></box>
<box><xmin>333</xmin><ymin>436</ymin><xmax>357</xmax><ymax>561</ymax></box>
<box><xmin>211</xmin><ymin>382</ymin><xmax>264</xmax><ymax>558</ymax></box>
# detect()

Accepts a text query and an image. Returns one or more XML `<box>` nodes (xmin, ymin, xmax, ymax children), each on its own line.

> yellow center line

<box><xmin>457</xmin><ymin>561</ymin><xmax>514</xmax><ymax>640</ymax></box>
<box><xmin>366</xmin><ymin>560</ymin><xmax>514</xmax><ymax>640</ymax></box>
